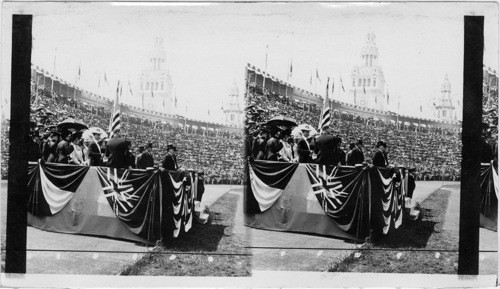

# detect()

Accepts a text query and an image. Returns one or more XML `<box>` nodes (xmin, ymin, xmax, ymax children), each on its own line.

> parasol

<box><xmin>266</xmin><ymin>115</ymin><xmax>298</xmax><ymax>128</ymax></box>
<box><xmin>57</xmin><ymin>118</ymin><xmax>88</xmax><ymax>131</ymax></box>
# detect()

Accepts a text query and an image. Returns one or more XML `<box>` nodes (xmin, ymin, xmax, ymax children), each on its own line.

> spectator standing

<box><xmin>162</xmin><ymin>144</ymin><xmax>179</xmax><ymax>170</ymax></box>
<box><xmin>346</xmin><ymin>143</ymin><xmax>356</xmax><ymax>165</ymax></box>
<box><xmin>372</xmin><ymin>141</ymin><xmax>389</xmax><ymax>167</ymax></box>
<box><xmin>69</xmin><ymin>132</ymin><xmax>84</xmax><ymax>165</ymax></box>
<box><xmin>314</xmin><ymin>125</ymin><xmax>336</xmax><ymax>166</ymax></box>
<box><xmin>297</xmin><ymin>127</ymin><xmax>313</xmax><ymax>163</ymax></box>
<box><xmin>351</xmin><ymin>140</ymin><xmax>365</xmax><ymax>165</ymax></box>
<box><xmin>106</xmin><ymin>131</ymin><xmax>129</xmax><ymax>169</ymax></box>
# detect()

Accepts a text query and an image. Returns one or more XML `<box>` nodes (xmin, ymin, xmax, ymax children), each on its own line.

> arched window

<box><xmin>367</xmin><ymin>78</ymin><xmax>371</xmax><ymax>86</ymax></box>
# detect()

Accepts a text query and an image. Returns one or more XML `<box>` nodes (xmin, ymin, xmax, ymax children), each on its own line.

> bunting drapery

<box><xmin>480</xmin><ymin>162</ymin><xmax>498</xmax><ymax>231</ymax></box>
<box><xmin>245</xmin><ymin>160</ymin><xmax>407</xmax><ymax>240</ymax></box>
<box><xmin>27</xmin><ymin>162</ymin><xmax>202</xmax><ymax>244</ymax></box>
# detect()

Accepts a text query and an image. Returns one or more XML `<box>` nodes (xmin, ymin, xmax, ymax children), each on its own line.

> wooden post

<box><xmin>458</xmin><ymin>15</ymin><xmax>483</xmax><ymax>275</ymax></box>
<box><xmin>5</xmin><ymin>14</ymin><xmax>32</xmax><ymax>273</ymax></box>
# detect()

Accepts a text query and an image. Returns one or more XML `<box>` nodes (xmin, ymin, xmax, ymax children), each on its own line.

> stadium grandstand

<box><xmin>0</xmin><ymin>64</ymin><xmax>245</xmax><ymax>184</ymax></box>
<box><xmin>245</xmin><ymin>63</ymin><xmax>467</xmax><ymax>181</ymax></box>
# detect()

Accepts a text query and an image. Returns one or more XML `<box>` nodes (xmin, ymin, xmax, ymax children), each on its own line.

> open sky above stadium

<box><xmin>1</xmin><ymin>2</ymin><xmax>498</xmax><ymax>122</ymax></box>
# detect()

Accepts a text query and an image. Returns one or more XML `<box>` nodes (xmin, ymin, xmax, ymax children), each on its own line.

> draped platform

<box><xmin>480</xmin><ymin>162</ymin><xmax>499</xmax><ymax>231</ymax></box>
<box><xmin>244</xmin><ymin>160</ymin><xmax>408</xmax><ymax>241</ymax></box>
<box><xmin>27</xmin><ymin>161</ymin><xmax>204</xmax><ymax>244</ymax></box>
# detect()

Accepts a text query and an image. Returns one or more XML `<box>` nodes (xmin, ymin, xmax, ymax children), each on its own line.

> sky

<box><xmin>1</xmin><ymin>1</ymin><xmax>498</xmax><ymax>122</ymax></box>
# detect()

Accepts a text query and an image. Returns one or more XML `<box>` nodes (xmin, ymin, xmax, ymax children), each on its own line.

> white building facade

<box><xmin>137</xmin><ymin>38</ymin><xmax>174</xmax><ymax>114</ymax></box>
<box><xmin>435</xmin><ymin>75</ymin><xmax>455</xmax><ymax>121</ymax></box>
<box><xmin>223</xmin><ymin>82</ymin><xmax>244</xmax><ymax>127</ymax></box>
<box><xmin>350</xmin><ymin>32</ymin><xmax>387</xmax><ymax>111</ymax></box>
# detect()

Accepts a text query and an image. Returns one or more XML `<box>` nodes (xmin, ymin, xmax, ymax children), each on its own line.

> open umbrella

<box><xmin>266</xmin><ymin>115</ymin><xmax>297</xmax><ymax>128</ymax></box>
<box><xmin>292</xmin><ymin>124</ymin><xmax>318</xmax><ymax>138</ymax></box>
<box><xmin>57</xmin><ymin>118</ymin><xmax>88</xmax><ymax>131</ymax></box>
<box><xmin>88</xmin><ymin>127</ymin><xmax>106</xmax><ymax>135</ymax></box>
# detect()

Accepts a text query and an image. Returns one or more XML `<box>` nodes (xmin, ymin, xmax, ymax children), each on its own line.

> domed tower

<box><xmin>349</xmin><ymin>32</ymin><xmax>387</xmax><ymax>110</ymax></box>
<box><xmin>223</xmin><ymin>81</ymin><xmax>244</xmax><ymax>127</ymax></box>
<box><xmin>137</xmin><ymin>37</ymin><xmax>174</xmax><ymax>113</ymax></box>
<box><xmin>436</xmin><ymin>74</ymin><xmax>455</xmax><ymax>121</ymax></box>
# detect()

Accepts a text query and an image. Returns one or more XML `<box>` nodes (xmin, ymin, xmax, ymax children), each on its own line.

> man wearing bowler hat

<box><xmin>350</xmin><ymin>139</ymin><xmax>365</xmax><ymax>165</ymax></box>
<box><xmin>372</xmin><ymin>140</ymin><xmax>389</xmax><ymax>167</ymax></box>
<box><xmin>162</xmin><ymin>144</ymin><xmax>179</xmax><ymax>170</ymax></box>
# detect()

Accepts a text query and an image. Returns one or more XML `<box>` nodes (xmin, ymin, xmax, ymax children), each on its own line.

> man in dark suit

<box><xmin>407</xmin><ymin>168</ymin><xmax>416</xmax><ymax>199</ymax></box>
<box><xmin>372</xmin><ymin>141</ymin><xmax>389</xmax><ymax>167</ymax></box>
<box><xmin>314</xmin><ymin>125</ymin><xmax>336</xmax><ymax>166</ymax></box>
<box><xmin>350</xmin><ymin>139</ymin><xmax>365</xmax><ymax>165</ymax></box>
<box><xmin>45</xmin><ymin>131</ymin><xmax>60</xmax><ymax>163</ymax></box>
<box><xmin>346</xmin><ymin>143</ymin><xmax>356</xmax><ymax>165</ymax></box>
<box><xmin>162</xmin><ymin>144</ymin><xmax>179</xmax><ymax>170</ymax></box>
<box><xmin>255</xmin><ymin>128</ymin><xmax>269</xmax><ymax>160</ymax></box>
<box><xmin>333</xmin><ymin>137</ymin><xmax>346</xmax><ymax>166</ymax></box>
<box><xmin>265</xmin><ymin>127</ymin><xmax>283</xmax><ymax>161</ymax></box>
<box><xmin>141</xmin><ymin>142</ymin><xmax>155</xmax><ymax>168</ymax></box>
<box><xmin>297</xmin><ymin>127</ymin><xmax>313</xmax><ymax>163</ymax></box>
<box><xmin>106</xmin><ymin>132</ymin><xmax>129</xmax><ymax>169</ymax></box>
<box><xmin>88</xmin><ymin>132</ymin><xmax>103</xmax><ymax>166</ymax></box>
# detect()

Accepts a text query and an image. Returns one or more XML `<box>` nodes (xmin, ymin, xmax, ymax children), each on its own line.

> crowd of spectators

<box><xmin>246</xmin><ymin>83</ymin><xmax>462</xmax><ymax>181</ymax></box>
<box><xmin>0</xmin><ymin>83</ymin><xmax>244</xmax><ymax>184</ymax></box>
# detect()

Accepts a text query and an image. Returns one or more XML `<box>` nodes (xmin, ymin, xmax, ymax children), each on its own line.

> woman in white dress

<box><xmin>69</xmin><ymin>132</ymin><xmax>84</xmax><ymax>165</ymax></box>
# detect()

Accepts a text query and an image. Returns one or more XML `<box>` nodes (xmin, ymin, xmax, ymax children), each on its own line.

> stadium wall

<box><xmin>30</xmin><ymin>65</ymin><xmax>240</xmax><ymax>132</ymax></box>
<box><xmin>246</xmin><ymin>63</ymin><xmax>461</xmax><ymax>131</ymax></box>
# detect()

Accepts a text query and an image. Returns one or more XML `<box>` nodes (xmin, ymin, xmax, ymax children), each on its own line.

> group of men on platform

<box><xmin>251</xmin><ymin>124</ymin><xmax>391</xmax><ymax>168</ymax></box>
<box><xmin>31</xmin><ymin>127</ymin><xmax>180</xmax><ymax>171</ymax></box>
<box><xmin>250</xmin><ymin>124</ymin><xmax>417</xmax><ymax>198</ymax></box>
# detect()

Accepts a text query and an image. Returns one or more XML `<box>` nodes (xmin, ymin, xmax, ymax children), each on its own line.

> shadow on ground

<box><xmin>162</xmin><ymin>214</ymin><xmax>228</xmax><ymax>252</ymax></box>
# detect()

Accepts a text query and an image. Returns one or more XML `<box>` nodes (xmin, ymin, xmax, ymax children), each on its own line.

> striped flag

<box><xmin>319</xmin><ymin>77</ymin><xmax>331</xmax><ymax>132</ymax></box>
<box><xmin>109</xmin><ymin>81</ymin><xmax>122</xmax><ymax>138</ymax></box>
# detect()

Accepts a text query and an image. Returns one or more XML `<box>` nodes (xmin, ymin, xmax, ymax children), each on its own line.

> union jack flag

<box><xmin>97</xmin><ymin>167</ymin><xmax>139</xmax><ymax>213</ymax></box>
<box><xmin>305</xmin><ymin>164</ymin><xmax>349</xmax><ymax>213</ymax></box>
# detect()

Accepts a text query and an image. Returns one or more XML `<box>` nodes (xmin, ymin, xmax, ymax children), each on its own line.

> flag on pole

<box><xmin>108</xmin><ymin>81</ymin><xmax>122</xmax><ymax>138</ymax></box>
<box><xmin>319</xmin><ymin>77</ymin><xmax>331</xmax><ymax>132</ymax></box>
<box><xmin>175</xmin><ymin>95</ymin><xmax>178</xmax><ymax>108</ymax></box>
<box><xmin>208</xmin><ymin>109</ymin><xmax>211</xmax><ymax>116</ymax></box>
<box><xmin>387</xmin><ymin>91</ymin><xmax>390</xmax><ymax>105</ymax></box>
<box><xmin>98</xmin><ymin>75</ymin><xmax>101</xmax><ymax>88</ymax></box>
<box><xmin>316</xmin><ymin>68</ymin><xmax>321</xmax><ymax>82</ymax></box>
<box><xmin>310</xmin><ymin>71</ymin><xmax>313</xmax><ymax>86</ymax></box>
<box><xmin>331</xmin><ymin>77</ymin><xmax>335</xmax><ymax>94</ymax></box>
<box><xmin>128</xmin><ymin>79</ymin><xmax>133</xmax><ymax>95</ymax></box>
<box><xmin>77</xmin><ymin>65</ymin><xmax>81</xmax><ymax>81</ymax></box>
<box><xmin>265</xmin><ymin>45</ymin><xmax>269</xmax><ymax>70</ymax></box>
<box><xmin>340</xmin><ymin>75</ymin><xmax>345</xmax><ymax>92</ymax></box>
<box><xmin>104</xmin><ymin>73</ymin><xmax>109</xmax><ymax>86</ymax></box>
<box><xmin>289</xmin><ymin>59</ymin><xmax>293</xmax><ymax>79</ymax></box>
<box><xmin>420</xmin><ymin>104</ymin><xmax>422</xmax><ymax>112</ymax></box>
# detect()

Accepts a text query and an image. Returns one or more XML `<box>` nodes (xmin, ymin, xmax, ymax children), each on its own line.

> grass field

<box><xmin>329</xmin><ymin>187</ymin><xmax>458</xmax><ymax>274</ymax></box>
<box><xmin>120</xmin><ymin>192</ymin><xmax>250</xmax><ymax>276</ymax></box>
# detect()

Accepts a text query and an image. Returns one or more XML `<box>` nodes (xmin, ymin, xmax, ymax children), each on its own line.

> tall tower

<box><xmin>223</xmin><ymin>81</ymin><xmax>244</xmax><ymax>127</ymax></box>
<box><xmin>137</xmin><ymin>38</ymin><xmax>174</xmax><ymax>113</ymax></box>
<box><xmin>436</xmin><ymin>75</ymin><xmax>455</xmax><ymax>121</ymax></box>
<box><xmin>350</xmin><ymin>32</ymin><xmax>387</xmax><ymax>110</ymax></box>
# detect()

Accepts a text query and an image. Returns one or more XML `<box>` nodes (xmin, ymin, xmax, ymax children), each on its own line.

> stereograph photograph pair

<box><xmin>0</xmin><ymin>1</ymin><xmax>498</xmax><ymax>287</ymax></box>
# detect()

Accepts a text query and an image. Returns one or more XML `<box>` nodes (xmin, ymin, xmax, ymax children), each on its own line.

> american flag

<box><xmin>109</xmin><ymin>81</ymin><xmax>122</xmax><ymax>138</ymax></box>
<box><xmin>319</xmin><ymin>77</ymin><xmax>331</xmax><ymax>132</ymax></box>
